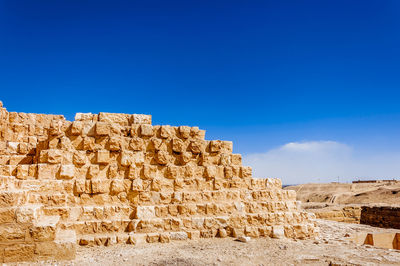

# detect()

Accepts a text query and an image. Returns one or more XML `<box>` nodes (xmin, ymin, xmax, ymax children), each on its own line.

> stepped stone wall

<box><xmin>0</xmin><ymin>101</ymin><xmax>317</xmax><ymax>262</ymax></box>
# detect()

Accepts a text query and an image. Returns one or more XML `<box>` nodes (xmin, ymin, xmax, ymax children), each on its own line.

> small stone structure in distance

<box><xmin>0</xmin><ymin>101</ymin><xmax>318</xmax><ymax>262</ymax></box>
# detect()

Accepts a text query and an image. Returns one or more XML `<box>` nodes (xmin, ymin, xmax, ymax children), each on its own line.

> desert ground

<box><xmin>8</xmin><ymin>219</ymin><xmax>400</xmax><ymax>266</ymax></box>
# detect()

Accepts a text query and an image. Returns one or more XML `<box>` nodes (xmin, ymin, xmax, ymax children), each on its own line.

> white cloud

<box><xmin>243</xmin><ymin>141</ymin><xmax>400</xmax><ymax>185</ymax></box>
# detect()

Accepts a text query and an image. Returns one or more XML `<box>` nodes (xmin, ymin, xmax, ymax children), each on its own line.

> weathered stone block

<box><xmin>91</xmin><ymin>179</ymin><xmax>110</xmax><ymax>194</ymax></box>
<box><xmin>70</xmin><ymin>121</ymin><xmax>83</xmax><ymax>135</ymax></box>
<box><xmin>96</xmin><ymin>150</ymin><xmax>110</xmax><ymax>165</ymax></box>
<box><xmin>73</xmin><ymin>151</ymin><xmax>87</xmax><ymax>166</ymax></box>
<box><xmin>156</xmin><ymin>151</ymin><xmax>169</xmax><ymax>165</ymax></box>
<box><xmin>140</xmin><ymin>124</ymin><xmax>153</xmax><ymax>137</ymax></box>
<box><xmin>134</xmin><ymin>206</ymin><xmax>155</xmax><ymax>219</ymax></box>
<box><xmin>87</xmin><ymin>165</ymin><xmax>99</xmax><ymax>179</ymax></box>
<box><xmin>95</xmin><ymin>122</ymin><xmax>110</xmax><ymax>136</ymax></box>
<box><xmin>59</xmin><ymin>164</ymin><xmax>75</xmax><ymax>180</ymax></box>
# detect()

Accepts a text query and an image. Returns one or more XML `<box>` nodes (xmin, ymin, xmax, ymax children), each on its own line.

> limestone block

<box><xmin>132</xmin><ymin>151</ymin><xmax>145</xmax><ymax>165</ymax></box>
<box><xmin>29</xmin><ymin>223</ymin><xmax>57</xmax><ymax>242</ymax></box>
<box><xmin>99</xmin><ymin>112</ymin><xmax>130</xmax><ymax>125</ymax></box>
<box><xmin>210</xmin><ymin>140</ymin><xmax>226</xmax><ymax>153</ymax></box>
<box><xmin>142</xmin><ymin>165</ymin><xmax>157</xmax><ymax>179</ymax></box>
<box><xmin>70</xmin><ymin>121</ymin><xmax>83</xmax><ymax>135</ymax></box>
<box><xmin>87</xmin><ymin>165</ymin><xmax>100</xmax><ymax>179</ymax></box>
<box><xmin>131</xmin><ymin>178</ymin><xmax>143</xmax><ymax>191</ymax></box>
<box><xmin>0</xmin><ymin>208</ymin><xmax>15</xmax><ymax>223</ymax></box>
<box><xmin>224</xmin><ymin>166</ymin><xmax>233</xmax><ymax>178</ymax></box>
<box><xmin>134</xmin><ymin>206</ymin><xmax>155</xmax><ymax>219</ymax></box>
<box><xmin>108</xmin><ymin>163</ymin><xmax>118</xmax><ymax>178</ymax></box>
<box><xmin>96</xmin><ymin>150</ymin><xmax>110</xmax><ymax>165</ymax></box>
<box><xmin>166</xmin><ymin>165</ymin><xmax>179</xmax><ymax>179</ymax></box>
<box><xmin>189</xmin><ymin>139</ymin><xmax>206</xmax><ymax>154</ymax></box>
<box><xmin>190</xmin><ymin>127</ymin><xmax>206</xmax><ymax>139</ymax></box>
<box><xmin>160</xmin><ymin>125</ymin><xmax>172</xmax><ymax>139</ymax></box>
<box><xmin>179</xmin><ymin>126</ymin><xmax>191</xmax><ymax>139</ymax></box>
<box><xmin>108</xmin><ymin>136</ymin><xmax>121</xmax><ymax>151</ymax></box>
<box><xmin>3</xmin><ymin>243</ymin><xmax>35</xmax><ymax>263</ymax></box>
<box><xmin>156</xmin><ymin>151</ymin><xmax>169</xmax><ymax>165</ymax></box>
<box><xmin>271</xmin><ymin>225</ymin><xmax>285</xmax><ymax>239</ymax></box>
<box><xmin>37</xmin><ymin>164</ymin><xmax>59</xmax><ymax>179</ymax></box>
<box><xmin>240</xmin><ymin>166</ymin><xmax>252</xmax><ymax>178</ymax></box>
<box><xmin>131</xmin><ymin>114</ymin><xmax>152</xmax><ymax>125</ymax></box>
<box><xmin>140</xmin><ymin>124</ymin><xmax>153</xmax><ymax>137</ymax></box>
<box><xmin>75</xmin><ymin>179</ymin><xmax>85</xmax><ymax>194</ymax></box>
<box><xmin>7</xmin><ymin>141</ymin><xmax>19</xmax><ymax>153</ymax></box>
<box><xmin>82</xmin><ymin>137</ymin><xmax>95</xmax><ymax>151</ymax></box>
<box><xmin>9</xmin><ymin>154</ymin><xmax>29</xmax><ymax>165</ymax></box>
<box><xmin>205</xmin><ymin>166</ymin><xmax>216</xmax><ymax>179</ymax></box>
<box><xmin>221</xmin><ymin>141</ymin><xmax>233</xmax><ymax>153</ymax></box>
<box><xmin>18</xmin><ymin>142</ymin><xmax>28</xmax><ymax>154</ymax></box>
<box><xmin>75</xmin><ymin>112</ymin><xmax>95</xmax><ymax>121</ymax></box>
<box><xmin>218</xmin><ymin>228</ymin><xmax>228</xmax><ymax>238</ymax></box>
<box><xmin>16</xmin><ymin>164</ymin><xmax>29</xmax><ymax>180</ymax></box>
<box><xmin>172</xmin><ymin>138</ymin><xmax>186</xmax><ymax>153</ymax></box>
<box><xmin>231</xmin><ymin>154</ymin><xmax>242</xmax><ymax>165</ymax></box>
<box><xmin>179</xmin><ymin>152</ymin><xmax>192</xmax><ymax>165</ymax></box>
<box><xmin>59</xmin><ymin>165</ymin><xmax>75</xmax><ymax>180</ymax></box>
<box><xmin>170</xmin><ymin>231</ymin><xmax>188</xmax><ymax>241</ymax></box>
<box><xmin>73</xmin><ymin>151</ymin><xmax>87</xmax><ymax>166</ymax></box>
<box><xmin>46</xmin><ymin>149</ymin><xmax>63</xmax><ymax>164</ymax></box>
<box><xmin>188</xmin><ymin>230</ymin><xmax>201</xmax><ymax>240</ymax></box>
<box><xmin>159</xmin><ymin>232</ymin><xmax>170</xmax><ymax>243</ymax></box>
<box><xmin>245</xmin><ymin>226</ymin><xmax>260</xmax><ymax>238</ymax></box>
<box><xmin>111</xmin><ymin>179</ymin><xmax>125</xmax><ymax>194</ymax></box>
<box><xmin>129</xmin><ymin>137</ymin><xmax>145</xmax><ymax>151</ymax></box>
<box><xmin>266</xmin><ymin>178</ymin><xmax>282</xmax><ymax>189</ymax></box>
<box><xmin>146</xmin><ymin>233</ymin><xmax>160</xmax><ymax>243</ymax></box>
<box><xmin>95</xmin><ymin>122</ymin><xmax>110</xmax><ymax>136</ymax></box>
<box><xmin>127</xmin><ymin>166</ymin><xmax>140</xmax><ymax>179</ymax></box>
<box><xmin>219</xmin><ymin>153</ymin><xmax>231</xmax><ymax>166</ymax></box>
<box><xmin>120</xmin><ymin>151</ymin><xmax>133</xmax><ymax>167</ymax></box>
<box><xmin>91</xmin><ymin>179</ymin><xmax>110</xmax><ymax>194</ymax></box>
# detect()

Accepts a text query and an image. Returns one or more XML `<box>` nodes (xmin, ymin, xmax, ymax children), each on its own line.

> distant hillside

<box><xmin>285</xmin><ymin>181</ymin><xmax>400</xmax><ymax>205</ymax></box>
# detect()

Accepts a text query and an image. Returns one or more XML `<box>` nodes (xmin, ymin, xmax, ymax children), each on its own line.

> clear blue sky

<box><xmin>1</xmin><ymin>1</ymin><xmax>400</xmax><ymax>181</ymax></box>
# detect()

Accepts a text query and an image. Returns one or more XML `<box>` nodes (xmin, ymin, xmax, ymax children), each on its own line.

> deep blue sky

<box><xmin>1</xmin><ymin>0</ymin><xmax>400</xmax><ymax>158</ymax></box>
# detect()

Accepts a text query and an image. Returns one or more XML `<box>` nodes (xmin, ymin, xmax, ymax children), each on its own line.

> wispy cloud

<box><xmin>243</xmin><ymin>141</ymin><xmax>400</xmax><ymax>185</ymax></box>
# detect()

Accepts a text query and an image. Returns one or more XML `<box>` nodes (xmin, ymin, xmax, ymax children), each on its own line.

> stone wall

<box><xmin>360</xmin><ymin>206</ymin><xmax>400</xmax><ymax>229</ymax></box>
<box><xmin>0</xmin><ymin>101</ymin><xmax>318</xmax><ymax>262</ymax></box>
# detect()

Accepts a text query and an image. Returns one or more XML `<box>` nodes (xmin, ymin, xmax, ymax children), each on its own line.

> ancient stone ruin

<box><xmin>0</xmin><ymin>101</ymin><xmax>317</xmax><ymax>262</ymax></box>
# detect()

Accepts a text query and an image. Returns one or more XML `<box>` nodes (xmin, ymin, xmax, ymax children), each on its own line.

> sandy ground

<box><xmin>10</xmin><ymin>219</ymin><xmax>400</xmax><ymax>266</ymax></box>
